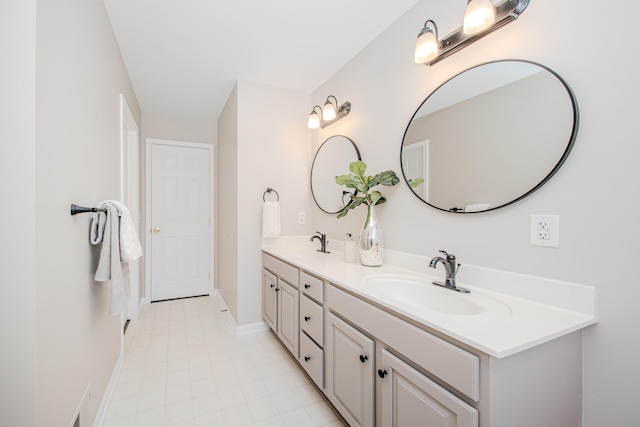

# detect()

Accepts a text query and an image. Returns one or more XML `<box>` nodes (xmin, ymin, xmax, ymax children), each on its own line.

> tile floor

<box><xmin>102</xmin><ymin>295</ymin><xmax>344</xmax><ymax>427</ymax></box>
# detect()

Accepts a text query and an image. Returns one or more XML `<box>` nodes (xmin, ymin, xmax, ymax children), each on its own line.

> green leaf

<box><xmin>374</xmin><ymin>196</ymin><xmax>387</xmax><ymax>206</ymax></box>
<box><xmin>337</xmin><ymin>196</ymin><xmax>366</xmax><ymax>219</ymax></box>
<box><xmin>369</xmin><ymin>170</ymin><xmax>400</xmax><ymax>187</ymax></box>
<box><xmin>335</xmin><ymin>174</ymin><xmax>366</xmax><ymax>193</ymax></box>
<box><xmin>408</xmin><ymin>177</ymin><xmax>425</xmax><ymax>188</ymax></box>
<box><xmin>370</xmin><ymin>190</ymin><xmax>382</xmax><ymax>205</ymax></box>
<box><xmin>349</xmin><ymin>161</ymin><xmax>367</xmax><ymax>180</ymax></box>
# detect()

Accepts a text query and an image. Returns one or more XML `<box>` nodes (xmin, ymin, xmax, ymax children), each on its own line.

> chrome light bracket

<box><xmin>319</xmin><ymin>101</ymin><xmax>352</xmax><ymax>129</ymax></box>
<box><xmin>425</xmin><ymin>0</ymin><xmax>530</xmax><ymax>66</ymax></box>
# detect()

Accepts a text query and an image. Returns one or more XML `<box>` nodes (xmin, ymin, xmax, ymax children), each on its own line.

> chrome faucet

<box><xmin>310</xmin><ymin>232</ymin><xmax>329</xmax><ymax>253</ymax></box>
<box><xmin>429</xmin><ymin>250</ymin><xmax>469</xmax><ymax>293</ymax></box>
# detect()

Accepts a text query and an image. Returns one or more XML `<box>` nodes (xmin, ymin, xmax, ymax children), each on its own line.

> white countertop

<box><xmin>262</xmin><ymin>236</ymin><xmax>597</xmax><ymax>358</ymax></box>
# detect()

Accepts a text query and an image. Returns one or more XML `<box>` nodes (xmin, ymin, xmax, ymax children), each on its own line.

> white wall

<box><xmin>218</xmin><ymin>81</ymin><xmax>313</xmax><ymax>327</ymax></box>
<box><xmin>34</xmin><ymin>0</ymin><xmax>141</xmax><ymax>425</ymax></box>
<box><xmin>310</xmin><ymin>1</ymin><xmax>640</xmax><ymax>425</ymax></box>
<box><xmin>0</xmin><ymin>2</ymin><xmax>37</xmax><ymax>426</ymax></box>
<box><xmin>217</xmin><ymin>85</ymin><xmax>239</xmax><ymax>319</ymax></box>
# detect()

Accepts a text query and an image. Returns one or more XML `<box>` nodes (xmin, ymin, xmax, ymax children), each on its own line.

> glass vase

<box><xmin>359</xmin><ymin>203</ymin><xmax>384</xmax><ymax>266</ymax></box>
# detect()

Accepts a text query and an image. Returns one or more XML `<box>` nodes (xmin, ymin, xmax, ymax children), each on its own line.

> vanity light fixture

<box><xmin>308</xmin><ymin>105</ymin><xmax>322</xmax><ymax>129</ymax></box>
<box><xmin>308</xmin><ymin>95</ymin><xmax>352</xmax><ymax>129</ymax></box>
<box><xmin>463</xmin><ymin>0</ymin><xmax>496</xmax><ymax>34</ymax></box>
<box><xmin>414</xmin><ymin>20</ymin><xmax>440</xmax><ymax>64</ymax></box>
<box><xmin>414</xmin><ymin>0</ymin><xmax>529</xmax><ymax>66</ymax></box>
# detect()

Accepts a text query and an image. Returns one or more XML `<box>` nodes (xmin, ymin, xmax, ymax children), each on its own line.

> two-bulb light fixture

<box><xmin>414</xmin><ymin>0</ymin><xmax>529</xmax><ymax>66</ymax></box>
<box><xmin>308</xmin><ymin>95</ymin><xmax>352</xmax><ymax>129</ymax></box>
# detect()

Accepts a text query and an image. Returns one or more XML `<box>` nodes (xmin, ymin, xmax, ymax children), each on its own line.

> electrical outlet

<box><xmin>530</xmin><ymin>215</ymin><xmax>559</xmax><ymax>247</ymax></box>
<box><xmin>298</xmin><ymin>212</ymin><xmax>306</xmax><ymax>225</ymax></box>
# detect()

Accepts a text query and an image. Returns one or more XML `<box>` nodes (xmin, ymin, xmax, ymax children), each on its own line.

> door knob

<box><xmin>153</xmin><ymin>227</ymin><xmax>160</xmax><ymax>233</ymax></box>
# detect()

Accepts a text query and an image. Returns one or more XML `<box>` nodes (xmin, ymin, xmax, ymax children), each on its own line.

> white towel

<box><xmin>90</xmin><ymin>200</ymin><xmax>143</xmax><ymax>316</ymax></box>
<box><xmin>262</xmin><ymin>201</ymin><xmax>281</xmax><ymax>237</ymax></box>
<box><xmin>464</xmin><ymin>203</ymin><xmax>493</xmax><ymax>212</ymax></box>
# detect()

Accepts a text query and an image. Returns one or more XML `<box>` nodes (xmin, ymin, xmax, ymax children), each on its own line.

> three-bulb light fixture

<box><xmin>414</xmin><ymin>0</ymin><xmax>529</xmax><ymax>66</ymax></box>
<box><xmin>308</xmin><ymin>95</ymin><xmax>351</xmax><ymax>129</ymax></box>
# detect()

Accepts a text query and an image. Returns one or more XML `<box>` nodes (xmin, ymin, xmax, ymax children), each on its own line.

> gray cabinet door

<box><xmin>277</xmin><ymin>280</ymin><xmax>299</xmax><ymax>358</ymax></box>
<box><xmin>326</xmin><ymin>312</ymin><xmax>374</xmax><ymax>427</ymax></box>
<box><xmin>379</xmin><ymin>349</ymin><xmax>478</xmax><ymax>427</ymax></box>
<box><xmin>262</xmin><ymin>269</ymin><xmax>277</xmax><ymax>331</ymax></box>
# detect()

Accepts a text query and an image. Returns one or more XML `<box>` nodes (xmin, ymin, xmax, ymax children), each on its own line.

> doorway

<box><xmin>145</xmin><ymin>138</ymin><xmax>214</xmax><ymax>302</ymax></box>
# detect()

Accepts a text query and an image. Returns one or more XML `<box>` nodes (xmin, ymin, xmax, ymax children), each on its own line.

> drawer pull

<box><xmin>304</xmin><ymin>316</ymin><xmax>311</xmax><ymax>322</ymax></box>
<box><xmin>359</xmin><ymin>355</ymin><xmax>368</xmax><ymax>363</ymax></box>
<box><xmin>304</xmin><ymin>284</ymin><xmax>311</xmax><ymax>289</ymax></box>
<box><xmin>378</xmin><ymin>369</ymin><xmax>388</xmax><ymax>378</ymax></box>
<box><xmin>304</xmin><ymin>356</ymin><xmax>311</xmax><ymax>362</ymax></box>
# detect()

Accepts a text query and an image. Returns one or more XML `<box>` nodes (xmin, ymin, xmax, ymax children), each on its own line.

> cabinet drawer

<box><xmin>300</xmin><ymin>331</ymin><xmax>324</xmax><ymax>389</ymax></box>
<box><xmin>300</xmin><ymin>271</ymin><xmax>324</xmax><ymax>303</ymax></box>
<box><xmin>300</xmin><ymin>294</ymin><xmax>324</xmax><ymax>346</ymax></box>
<box><xmin>327</xmin><ymin>284</ymin><xmax>480</xmax><ymax>401</ymax></box>
<box><xmin>263</xmin><ymin>252</ymin><xmax>299</xmax><ymax>288</ymax></box>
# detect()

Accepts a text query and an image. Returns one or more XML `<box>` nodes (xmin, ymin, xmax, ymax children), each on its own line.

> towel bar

<box><xmin>70</xmin><ymin>204</ymin><xmax>106</xmax><ymax>216</ymax></box>
<box><xmin>263</xmin><ymin>188</ymin><xmax>280</xmax><ymax>202</ymax></box>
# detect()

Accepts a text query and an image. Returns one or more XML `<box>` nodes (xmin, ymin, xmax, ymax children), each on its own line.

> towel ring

<box><xmin>263</xmin><ymin>188</ymin><xmax>279</xmax><ymax>202</ymax></box>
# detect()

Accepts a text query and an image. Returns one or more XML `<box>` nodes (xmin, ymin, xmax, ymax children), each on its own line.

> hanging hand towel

<box><xmin>90</xmin><ymin>200</ymin><xmax>143</xmax><ymax>316</ymax></box>
<box><xmin>262</xmin><ymin>201</ymin><xmax>281</xmax><ymax>237</ymax></box>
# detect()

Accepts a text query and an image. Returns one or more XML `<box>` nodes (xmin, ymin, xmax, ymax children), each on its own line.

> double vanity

<box><xmin>261</xmin><ymin>236</ymin><xmax>596</xmax><ymax>427</ymax></box>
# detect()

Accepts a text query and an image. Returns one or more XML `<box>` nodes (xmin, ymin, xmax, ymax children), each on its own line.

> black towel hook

<box><xmin>70</xmin><ymin>204</ymin><xmax>106</xmax><ymax>215</ymax></box>
<box><xmin>263</xmin><ymin>188</ymin><xmax>279</xmax><ymax>202</ymax></box>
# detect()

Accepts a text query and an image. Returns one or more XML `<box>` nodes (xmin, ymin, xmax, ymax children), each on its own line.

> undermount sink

<box><xmin>360</xmin><ymin>274</ymin><xmax>511</xmax><ymax>316</ymax></box>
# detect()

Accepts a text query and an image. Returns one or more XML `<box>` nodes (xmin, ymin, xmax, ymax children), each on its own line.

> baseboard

<box><xmin>92</xmin><ymin>351</ymin><xmax>123</xmax><ymax>427</ymax></box>
<box><xmin>236</xmin><ymin>321</ymin><xmax>269</xmax><ymax>335</ymax></box>
<box><xmin>214</xmin><ymin>292</ymin><xmax>268</xmax><ymax>336</ymax></box>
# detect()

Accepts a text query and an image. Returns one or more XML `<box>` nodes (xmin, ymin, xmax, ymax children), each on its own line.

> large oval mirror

<box><xmin>401</xmin><ymin>60</ymin><xmax>579</xmax><ymax>213</ymax></box>
<box><xmin>311</xmin><ymin>135</ymin><xmax>361</xmax><ymax>214</ymax></box>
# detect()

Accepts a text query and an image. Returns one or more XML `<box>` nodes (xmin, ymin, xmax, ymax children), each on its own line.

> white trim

<box><xmin>119</xmin><ymin>95</ymin><xmax>142</xmax><ymax>323</ymax></box>
<box><xmin>92</xmin><ymin>352</ymin><xmax>124</xmax><ymax>427</ymax></box>
<box><xmin>145</xmin><ymin>138</ymin><xmax>215</xmax><ymax>304</ymax></box>
<box><xmin>214</xmin><ymin>290</ymin><xmax>268</xmax><ymax>336</ymax></box>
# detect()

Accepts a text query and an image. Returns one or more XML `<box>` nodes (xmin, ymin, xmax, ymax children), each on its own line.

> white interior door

<box><xmin>149</xmin><ymin>140</ymin><xmax>212</xmax><ymax>301</ymax></box>
<box><xmin>402</xmin><ymin>140</ymin><xmax>429</xmax><ymax>200</ymax></box>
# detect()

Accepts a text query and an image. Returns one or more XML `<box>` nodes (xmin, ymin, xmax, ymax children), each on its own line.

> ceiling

<box><xmin>103</xmin><ymin>0</ymin><xmax>419</xmax><ymax>121</ymax></box>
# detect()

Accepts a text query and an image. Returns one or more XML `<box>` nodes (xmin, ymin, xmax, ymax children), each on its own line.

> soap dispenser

<box><xmin>344</xmin><ymin>233</ymin><xmax>357</xmax><ymax>263</ymax></box>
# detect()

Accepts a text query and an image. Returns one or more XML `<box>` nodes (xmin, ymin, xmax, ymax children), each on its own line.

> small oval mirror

<box><xmin>311</xmin><ymin>135</ymin><xmax>361</xmax><ymax>214</ymax></box>
<box><xmin>401</xmin><ymin>60</ymin><xmax>579</xmax><ymax>213</ymax></box>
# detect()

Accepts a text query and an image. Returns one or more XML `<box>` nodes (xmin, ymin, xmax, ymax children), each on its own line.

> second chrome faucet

<box><xmin>310</xmin><ymin>232</ymin><xmax>329</xmax><ymax>253</ymax></box>
<box><xmin>429</xmin><ymin>250</ymin><xmax>469</xmax><ymax>293</ymax></box>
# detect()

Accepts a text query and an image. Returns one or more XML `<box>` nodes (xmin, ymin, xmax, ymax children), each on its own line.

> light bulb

<box><xmin>308</xmin><ymin>111</ymin><xmax>320</xmax><ymax>129</ymax></box>
<box><xmin>414</xmin><ymin>27</ymin><xmax>439</xmax><ymax>63</ymax></box>
<box><xmin>322</xmin><ymin>100</ymin><xmax>337</xmax><ymax>121</ymax></box>
<box><xmin>463</xmin><ymin>0</ymin><xmax>496</xmax><ymax>35</ymax></box>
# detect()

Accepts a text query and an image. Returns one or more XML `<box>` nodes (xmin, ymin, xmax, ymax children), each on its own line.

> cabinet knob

<box><xmin>304</xmin><ymin>284</ymin><xmax>311</xmax><ymax>289</ymax></box>
<box><xmin>359</xmin><ymin>355</ymin><xmax>368</xmax><ymax>363</ymax></box>
<box><xmin>304</xmin><ymin>316</ymin><xmax>311</xmax><ymax>322</ymax></box>
<box><xmin>378</xmin><ymin>369</ymin><xmax>388</xmax><ymax>378</ymax></box>
<box><xmin>152</xmin><ymin>227</ymin><xmax>160</xmax><ymax>233</ymax></box>
<box><xmin>304</xmin><ymin>356</ymin><xmax>311</xmax><ymax>362</ymax></box>
<box><xmin>275</xmin><ymin>288</ymin><xmax>280</xmax><ymax>292</ymax></box>
<box><xmin>270</xmin><ymin>284</ymin><xmax>275</xmax><ymax>288</ymax></box>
